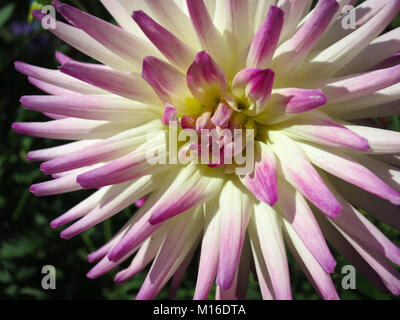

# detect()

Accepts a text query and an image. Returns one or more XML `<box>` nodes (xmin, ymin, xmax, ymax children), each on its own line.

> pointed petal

<box><xmin>248</xmin><ymin>221</ymin><xmax>275</xmax><ymax>300</ymax></box>
<box><xmin>299</xmin><ymin>142</ymin><xmax>400</xmax><ymax>206</ymax></box>
<box><xmin>216</xmin><ymin>180</ymin><xmax>252</xmax><ymax>290</ymax></box>
<box><xmin>283</xmin><ymin>220</ymin><xmax>339</xmax><ymax>300</ymax></box>
<box><xmin>169</xmin><ymin>239</ymin><xmax>198</xmax><ymax>299</ymax></box>
<box><xmin>330</xmin><ymin>175</ymin><xmax>400</xmax><ymax>231</ymax></box>
<box><xmin>132</xmin><ymin>10</ymin><xmax>195</xmax><ymax>70</ymax></box>
<box><xmin>304</xmin><ymin>0</ymin><xmax>400</xmax><ymax>76</ymax></box>
<box><xmin>224</xmin><ymin>0</ymin><xmax>253</xmax><ymax>55</ymax></box>
<box><xmin>325</xmin><ymin>217</ymin><xmax>400</xmax><ymax>295</ymax></box>
<box><xmin>255</xmin><ymin>88</ymin><xmax>327</xmax><ymax>125</ymax></box>
<box><xmin>147</xmin><ymin>166</ymin><xmax>223</xmax><ymax>225</ymax></box>
<box><xmin>136</xmin><ymin>209</ymin><xmax>202</xmax><ymax>300</ymax></box>
<box><xmin>40</xmin><ymin>121</ymin><xmax>161</xmax><ymax>175</ymax></box>
<box><xmin>60</xmin><ymin>176</ymin><xmax>157</xmax><ymax>239</ymax></box>
<box><xmin>144</xmin><ymin>0</ymin><xmax>197</xmax><ymax>46</ymax></box>
<box><xmin>60</xmin><ymin>61</ymin><xmax>158</xmax><ymax>103</ymax></box>
<box><xmin>270</xmin><ymin>132</ymin><xmax>342</xmax><ymax>218</ymax></box>
<box><xmin>31</xmin><ymin>10</ymin><xmax>132</xmax><ymax>71</ymax></box>
<box><xmin>322</xmin><ymin>64</ymin><xmax>400</xmax><ymax>105</ymax></box>
<box><xmin>272</xmin><ymin>0</ymin><xmax>339</xmax><ymax>75</ymax></box>
<box><xmin>194</xmin><ymin>198</ymin><xmax>221</xmax><ymax>300</ymax></box>
<box><xmin>27</xmin><ymin>140</ymin><xmax>98</xmax><ymax>162</ymax></box>
<box><xmin>325</xmin><ymin>83</ymin><xmax>400</xmax><ymax>117</ymax></box>
<box><xmin>186</xmin><ymin>0</ymin><xmax>231</xmax><ymax>71</ymax></box>
<box><xmin>12</xmin><ymin>118</ymin><xmax>131</xmax><ymax>140</ymax></box>
<box><xmin>105</xmin><ymin>188</ymin><xmax>183</xmax><ymax>264</ymax></box>
<box><xmin>323</xmin><ymin>181</ymin><xmax>400</xmax><ymax>266</ymax></box>
<box><xmin>50</xmin><ymin>186</ymin><xmax>110</xmax><ymax>228</ymax></box>
<box><xmin>278</xmin><ymin>0</ymin><xmax>311</xmax><ymax>43</ymax></box>
<box><xmin>15</xmin><ymin>61</ymin><xmax>107</xmax><ymax>94</ymax></box>
<box><xmin>247</xmin><ymin>6</ymin><xmax>285</xmax><ymax>69</ymax></box>
<box><xmin>76</xmin><ymin>143</ymin><xmax>170</xmax><ymax>189</ymax></box>
<box><xmin>30</xmin><ymin>172</ymin><xmax>83</xmax><ymax>197</ymax></box>
<box><xmin>277</xmin><ymin>178</ymin><xmax>337</xmax><ymax>274</ymax></box>
<box><xmin>114</xmin><ymin>233</ymin><xmax>165</xmax><ymax>285</ymax></box>
<box><xmin>317</xmin><ymin>214</ymin><xmax>389</xmax><ymax>294</ymax></box>
<box><xmin>100</xmin><ymin>0</ymin><xmax>144</xmax><ymax>35</ymax></box>
<box><xmin>27</xmin><ymin>76</ymin><xmax>79</xmax><ymax>96</ymax></box>
<box><xmin>251</xmin><ymin>202</ymin><xmax>292</xmax><ymax>300</ymax></box>
<box><xmin>344</xmin><ymin>125</ymin><xmax>400</xmax><ymax>154</ymax></box>
<box><xmin>56</xmin><ymin>3</ymin><xmax>158</xmax><ymax>69</ymax></box>
<box><xmin>270</xmin><ymin>88</ymin><xmax>327</xmax><ymax>114</ymax></box>
<box><xmin>20</xmin><ymin>95</ymin><xmax>158</xmax><ymax>122</ymax></box>
<box><xmin>278</xmin><ymin>111</ymin><xmax>370</xmax><ymax>151</ymax></box>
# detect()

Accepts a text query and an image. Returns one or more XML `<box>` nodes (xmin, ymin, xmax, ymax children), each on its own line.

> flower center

<box><xmin>156</xmin><ymin>51</ymin><xmax>274</xmax><ymax>172</ymax></box>
<box><xmin>175</xmin><ymin>92</ymin><xmax>259</xmax><ymax>170</ymax></box>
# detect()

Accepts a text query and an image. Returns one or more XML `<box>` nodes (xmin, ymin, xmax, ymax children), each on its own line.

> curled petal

<box><xmin>256</xmin><ymin>88</ymin><xmax>328</xmax><ymax>124</ymax></box>
<box><xmin>232</xmin><ymin>68</ymin><xmax>275</xmax><ymax>116</ymax></box>
<box><xmin>272</xmin><ymin>88</ymin><xmax>327</xmax><ymax>114</ymax></box>
<box><xmin>187</xmin><ymin>51</ymin><xmax>227</xmax><ymax>107</ymax></box>
<box><xmin>181</xmin><ymin>116</ymin><xmax>196</xmax><ymax>130</ymax></box>
<box><xmin>211</xmin><ymin>103</ymin><xmax>234</xmax><ymax>128</ymax></box>
<box><xmin>142</xmin><ymin>56</ymin><xmax>201</xmax><ymax>115</ymax></box>
<box><xmin>161</xmin><ymin>103</ymin><xmax>178</xmax><ymax>126</ymax></box>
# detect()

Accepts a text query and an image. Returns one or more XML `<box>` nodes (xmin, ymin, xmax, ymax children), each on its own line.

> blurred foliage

<box><xmin>0</xmin><ymin>0</ymin><xmax>399</xmax><ymax>300</ymax></box>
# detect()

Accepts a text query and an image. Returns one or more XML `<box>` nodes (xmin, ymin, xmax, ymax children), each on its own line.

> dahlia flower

<box><xmin>12</xmin><ymin>0</ymin><xmax>400</xmax><ymax>300</ymax></box>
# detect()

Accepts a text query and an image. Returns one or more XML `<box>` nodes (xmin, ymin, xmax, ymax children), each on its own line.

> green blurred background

<box><xmin>0</xmin><ymin>0</ymin><xmax>399</xmax><ymax>300</ymax></box>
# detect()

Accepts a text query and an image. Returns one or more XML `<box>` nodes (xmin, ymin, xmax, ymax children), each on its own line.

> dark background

<box><xmin>0</xmin><ymin>0</ymin><xmax>399</xmax><ymax>300</ymax></box>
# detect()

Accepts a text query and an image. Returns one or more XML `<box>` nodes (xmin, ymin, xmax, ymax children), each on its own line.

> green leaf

<box><xmin>0</xmin><ymin>234</ymin><xmax>45</xmax><ymax>259</ymax></box>
<box><xmin>20</xmin><ymin>287</ymin><xmax>48</xmax><ymax>299</ymax></box>
<box><xmin>0</xmin><ymin>3</ymin><xmax>16</xmax><ymax>28</ymax></box>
